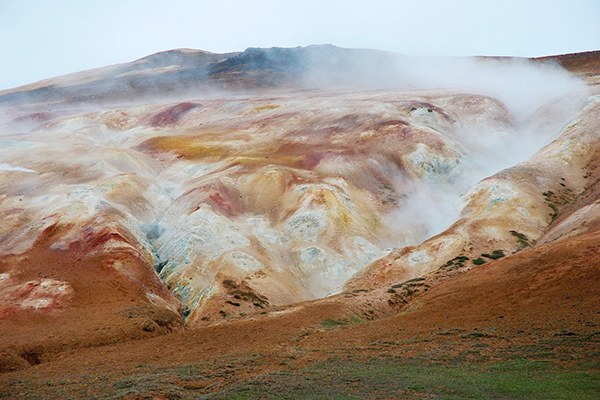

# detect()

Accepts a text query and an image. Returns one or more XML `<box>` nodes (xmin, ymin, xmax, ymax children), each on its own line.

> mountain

<box><xmin>1</xmin><ymin>45</ymin><xmax>599</xmax><ymax>398</ymax></box>
<box><xmin>0</xmin><ymin>45</ymin><xmax>405</xmax><ymax>107</ymax></box>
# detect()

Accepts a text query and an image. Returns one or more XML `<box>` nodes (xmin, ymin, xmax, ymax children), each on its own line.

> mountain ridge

<box><xmin>3</xmin><ymin>45</ymin><xmax>598</xmax><ymax>110</ymax></box>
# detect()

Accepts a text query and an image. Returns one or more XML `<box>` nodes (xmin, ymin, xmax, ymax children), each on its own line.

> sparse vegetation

<box><xmin>222</xmin><ymin>279</ymin><xmax>269</xmax><ymax>308</ymax></box>
<box><xmin>119</xmin><ymin>305</ymin><xmax>185</xmax><ymax>333</ymax></box>
<box><xmin>320</xmin><ymin>315</ymin><xmax>366</xmax><ymax>330</ymax></box>
<box><xmin>461</xmin><ymin>331</ymin><xmax>497</xmax><ymax>339</ymax></box>
<box><xmin>511</xmin><ymin>230</ymin><xmax>532</xmax><ymax>248</ymax></box>
<box><xmin>3</xmin><ymin>330</ymin><xmax>599</xmax><ymax>400</ymax></box>
<box><xmin>406</xmin><ymin>277</ymin><xmax>427</xmax><ymax>283</ymax></box>
<box><xmin>473</xmin><ymin>257</ymin><xmax>486</xmax><ymax>265</ymax></box>
<box><xmin>543</xmin><ymin>186</ymin><xmax>579</xmax><ymax>223</ymax></box>
<box><xmin>438</xmin><ymin>255</ymin><xmax>470</xmax><ymax>272</ymax></box>
<box><xmin>210</xmin><ymin>358</ymin><xmax>600</xmax><ymax>399</ymax></box>
<box><xmin>320</xmin><ymin>318</ymin><xmax>345</xmax><ymax>329</ymax></box>
<box><xmin>390</xmin><ymin>277</ymin><xmax>429</xmax><ymax>298</ymax></box>
<box><xmin>482</xmin><ymin>250</ymin><xmax>505</xmax><ymax>260</ymax></box>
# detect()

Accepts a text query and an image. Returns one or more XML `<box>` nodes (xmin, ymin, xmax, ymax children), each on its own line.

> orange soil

<box><xmin>1</xmin><ymin>227</ymin><xmax>599</xmax><ymax>397</ymax></box>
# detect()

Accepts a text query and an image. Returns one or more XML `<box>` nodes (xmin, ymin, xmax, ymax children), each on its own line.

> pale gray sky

<box><xmin>1</xmin><ymin>0</ymin><xmax>599</xmax><ymax>90</ymax></box>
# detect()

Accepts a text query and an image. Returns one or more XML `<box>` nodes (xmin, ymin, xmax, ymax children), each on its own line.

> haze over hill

<box><xmin>1</xmin><ymin>46</ymin><xmax>600</xmax><ymax>398</ymax></box>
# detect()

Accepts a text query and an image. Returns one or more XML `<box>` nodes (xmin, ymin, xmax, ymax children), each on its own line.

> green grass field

<box><xmin>213</xmin><ymin>357</ymin><xmax>600</xmax><ymax>399</ymax></box>
<box><xmin>2</xmin><ymin>348</ymin><xmax>599</xmax><ymax>399</ymax></box>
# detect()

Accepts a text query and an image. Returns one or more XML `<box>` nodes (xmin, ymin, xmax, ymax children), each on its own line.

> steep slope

<box><xmin>346</xmin><ymin>94</ymin><xmax>600</xmax><ymax>293</ymax></box>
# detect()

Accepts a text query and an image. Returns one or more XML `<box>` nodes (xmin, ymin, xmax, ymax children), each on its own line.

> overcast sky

<box><xmin>1</xmin><ymin>0</ymin><xmax>599</xmax><ymax>91</ymax></box>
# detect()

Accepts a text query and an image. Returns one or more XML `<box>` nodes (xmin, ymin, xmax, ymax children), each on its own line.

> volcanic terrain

<box><xmin>0</xmin><ymin>46</ymin><xmax>599</xmax><ymax>399</ymax></box>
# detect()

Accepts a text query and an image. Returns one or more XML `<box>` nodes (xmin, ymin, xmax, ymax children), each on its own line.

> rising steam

<box><xmin>0</xmin><ymin>45</ymin><xmax>591</xmax><ymax>304</ymax></box>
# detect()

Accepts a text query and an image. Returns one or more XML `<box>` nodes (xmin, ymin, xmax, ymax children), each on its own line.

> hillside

<box><xmin>1</xmin><ymin>46</ymin><xmax>599</xmax><ymax>398</ymax></box>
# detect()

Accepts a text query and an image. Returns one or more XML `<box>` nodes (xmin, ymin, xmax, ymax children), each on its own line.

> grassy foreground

<box><xmin>4</xmin><ymin>356</ymin><xmax>597</xmax><ymax>399</ymax></box>
<box><xmin>214</xmin><ymin>358</ymin><xmax>600</xmax><ymax>400</ymax></box>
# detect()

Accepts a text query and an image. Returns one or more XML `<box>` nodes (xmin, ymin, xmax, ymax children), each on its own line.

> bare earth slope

<box><xmin>0</xmin><ymin>46</ymin><xmax>599</xmax><ymax>398</ymax></box>
<box><xmin>1</xmin><ymin>221</ymin><xmax>599</xmax><ymax>398</ymax></box>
